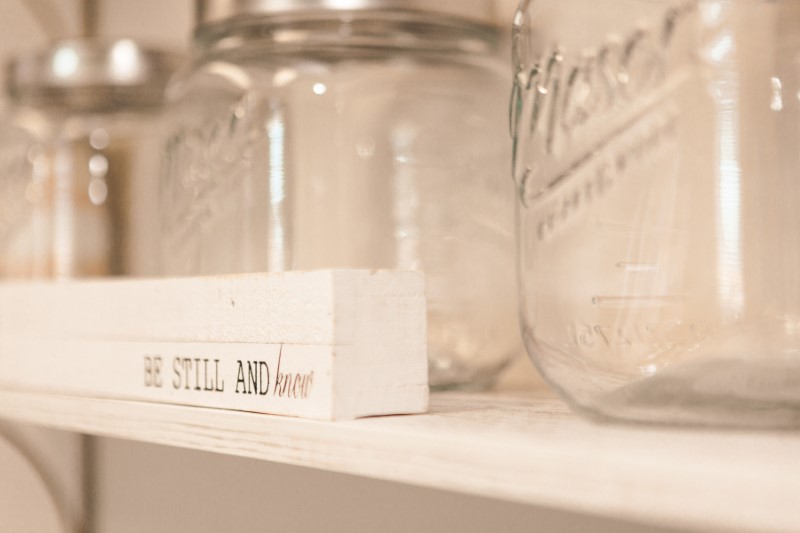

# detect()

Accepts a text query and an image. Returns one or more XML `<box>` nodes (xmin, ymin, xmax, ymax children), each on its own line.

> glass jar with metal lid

<box><xmin>0</xmin><ymin>38</ymin><xmax>176</xmax><ymax>278</ymax></box>
<box><xmin>161</xmin><ymin>0</ymin><xmax>520</xmax><ymax>389</ymax></box>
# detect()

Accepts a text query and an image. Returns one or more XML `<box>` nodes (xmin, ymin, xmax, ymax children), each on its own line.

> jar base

<box><xmin>527</xmin><ymin>317</ymin><xmax>800</xmax><ymax>428</ymax></box>
<box><xmin>428</xmin><ymin>356</ymin><xmax>515</xmax><ymax>392</ymax></box>
<box><xmin>586</xmin><ymin>358</ymin><xmax>800</xmax><ymax>429</ymax></box>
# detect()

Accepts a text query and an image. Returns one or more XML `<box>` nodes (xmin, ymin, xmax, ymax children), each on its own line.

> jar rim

<box><xmin>195</xmin><ymin>0</ymin><xmax>496</xmax><ymax>29</ymax></box>
<box><xmin>6</xmin><ymin>38</ymin><xmax>180</xmax><ymax>111</ymax></box>
<box><xmin>191</xmin><ymin>10</ymin><xmax>499</xmax><ymax>58</ymax></box>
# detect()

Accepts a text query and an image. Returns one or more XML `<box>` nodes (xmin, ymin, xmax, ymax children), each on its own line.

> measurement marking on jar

<box><xmin>615</xmin><ymin>262</ymin><xmax>658</xmax><ymax>272</ymax></box>
<box><xmin>591</xmin><ymin>296</ymin><xmax>682</xmax><ymax>308</ymax></box>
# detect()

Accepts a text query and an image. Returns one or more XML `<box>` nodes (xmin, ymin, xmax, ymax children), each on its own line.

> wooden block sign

<box><xmin>0</xmin><ymin>271</ymin><xmax>428</xmax><ymax>421</ymax></box>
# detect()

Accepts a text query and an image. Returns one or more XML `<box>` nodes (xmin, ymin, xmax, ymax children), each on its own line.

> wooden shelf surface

<box><xmin>0</xmin><ymin>387</ymin><xmax>797</xmax><ymax>533</ymax></box>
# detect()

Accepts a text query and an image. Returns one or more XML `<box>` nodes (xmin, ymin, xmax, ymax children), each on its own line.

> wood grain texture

<box><xmin>0</xmin><ymin>388</ymin><xmax>796</xmax><ymax>533</ymax></box>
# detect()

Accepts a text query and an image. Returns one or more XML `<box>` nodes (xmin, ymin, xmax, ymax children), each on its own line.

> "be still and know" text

<box><xmin>142</xmin><ymin>346</ymin><xmax>314</xmax><ymax>400</ymax></box>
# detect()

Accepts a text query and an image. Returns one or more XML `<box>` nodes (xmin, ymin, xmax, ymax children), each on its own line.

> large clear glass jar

<box><xmin>161</xmin><ymin>1</ymin><xmax>519</xmax><ymax>389</ymax></box>
<box><xmin>512</xmin><ymin>0</ymin><xmax>800</xmax><ymax>427</ymax></box>
<box><xmin>0</xmin><ymin>39</ymin><xmax>175</xmax><ymax>278</ymax></box>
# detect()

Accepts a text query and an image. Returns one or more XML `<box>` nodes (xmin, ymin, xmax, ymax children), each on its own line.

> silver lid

<box><xmin>7</xmin><ymin>38</ymin><xmax>179</xmax><ymax>112</ymax></box>
<box><xmin>195</xmin><ymin>0</ymin><xmax>496</xmax><ymax>28</ymax></box>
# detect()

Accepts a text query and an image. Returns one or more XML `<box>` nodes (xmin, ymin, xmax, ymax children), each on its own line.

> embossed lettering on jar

<box><xmin>513</xmin><ymin>0</ymin><xmax>800</xmax><ymax>427</ymax></box>
<box><xmin>161</xmin><ymin>1</ymin><xmax>520</xmax><ymax>389</ymax></box>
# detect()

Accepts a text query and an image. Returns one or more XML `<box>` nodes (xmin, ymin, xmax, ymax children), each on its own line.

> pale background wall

<box><xmin>0</xmin><ymin>0</ymin><xmax>191</xmax><ymax>58</ymax></box>
<box><xmin>92</xmin><ymin>437</ymin><xmax>685</xmax><ymax>533</ymax></box>
<box><xmin>0</xmin><ymin>2</ymin><xmax>673</xmax><ymax>532</ymax></box>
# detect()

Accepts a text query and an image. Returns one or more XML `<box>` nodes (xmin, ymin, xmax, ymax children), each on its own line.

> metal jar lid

<box><xmin>195</xmin><ymin>0</ymin><xmax>496</xmax><ymax>29</ymax></box>
<box><xmin>6</xmin><ymin>38</ymin><xmax>179</xmax><ymax>112</ymax></box>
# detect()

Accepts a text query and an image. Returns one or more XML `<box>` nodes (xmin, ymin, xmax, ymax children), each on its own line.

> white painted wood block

<box><xmin>0</xmin><ymin>271</ymin><xmax>428</xmax><ymax>421</ymax></box>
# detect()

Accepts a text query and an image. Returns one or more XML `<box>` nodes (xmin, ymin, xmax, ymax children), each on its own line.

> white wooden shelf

<box><xmin>0</xmin><ymin>387</ymin><xmax>796</xmax><ymax>533</ymax></box>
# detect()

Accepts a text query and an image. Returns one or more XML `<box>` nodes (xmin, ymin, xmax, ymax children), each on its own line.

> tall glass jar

<box><xmin>161</xmin><ymin>0</ymin><xmax>519</xmax><ymax>389</ymax></box>
<box><xmin>0</xmin><ymin>38</ymin><xmax>175</xmax><ymax>278</ymax></box>
<box><xmin>512</xmin><ymin>0</ymin><xmax>800</xmax><ymax>427</ymax></box>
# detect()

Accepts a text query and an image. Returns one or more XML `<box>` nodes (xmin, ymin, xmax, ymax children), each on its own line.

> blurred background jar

<box><xmin>0</xmin><ymin>3</ymin><xmax>179</xmax><ymax>532</ymax></box>
<box><xmin>512</xmin><ymin>0</ymin><xmax>800</xmax><ymax>427</ymax></box>
<box><xmin>0</xmin><ymin>36</ymin><xmax>175</xmax><ymax>278</ymax></box>
<box><xmin>161</xmin><ymin>0</ymin><xmax>520</xmax><ymax>389</ymax></box>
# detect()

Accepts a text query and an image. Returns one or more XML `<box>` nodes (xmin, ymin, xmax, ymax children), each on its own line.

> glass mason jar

<box><xmin>0</xmin><ymin>39</ymin><xmax>175</xmax><ymax>278</ymax></box>
<box><xmin>161</xmin><ymin>0</ymin><xmax>519</xmax><ymax>389</ymax></box>
<box><xmin>512</xmin><ymin>0</ymin><xmax>800</xmax><ymax>427</ymax></box>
